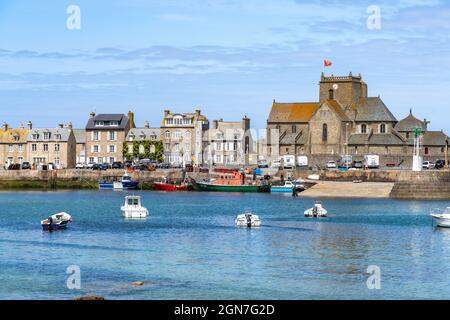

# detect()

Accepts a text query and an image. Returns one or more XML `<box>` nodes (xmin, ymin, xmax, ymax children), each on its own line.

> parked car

<box><xmin>353</xmin><ymin>160</ymin><xmax>363</xmax><ymax>169</ymax></box>
<box><xmin>100</xmin><ymin>163</ymin><xmax>111</xmax><ymax>170</ymax></box>
<box><xmin>422</xmin><ymin>161</ymin><xmax>435</xmax><ymax>170</ymax></box>
<box><xmin>8</xmin><ymin>163</ymin><xmax>21</xmax><ymax>170</ymax></box>
<box><xmin>75</xmin><ymin>163</ymin><xmax>86</xmax><ymax>169</ymax></box>
<box><xmin>85</xmin><ymin>163</ymin><xmax>94</xmax><ymax>169</ymax></box>
<box><xmin>92</xmin><ymin>163</ymin><xmax>102</xmax><ymax>170</ymax></box>
<box><xmin>21</xmin><ymin>162</ymin><xmax>31</xmax><ymax>170</ymax></box>
<box><xmin>185</xmin><ymin>164</ymin><xmax>194</xmax><ymax>172</ymax></box>
<box><xmin>124</xmin><ymin>160</ymin><xmax>133</xmax><ymax>168</ymax></box>
<box><xmin>112</xmin><ymin>161</ymin><xmax>123</xmax><ymax>169</ymax></box>
<box><xmin>157</xmin><ymin>163</ymin><xmax>171</xmax><ymax>169</ymax></box>
<box><xmin>271</xmin><ymin>159</ymin><xmax>281</xmax><ymax>168</ymax></box>
<box><xmin>326</xmin><ymin>161</ymin><xmax>337</xmax><ymax>169</ymax></box>
<box><xmin>435</xmin><ymin>159</ymin><xmax>449</xmax><ymax>169</ymax></box>
<box><xmin>257</xmin><ymin>161</ymin><xmax>269</xmax><ymax>168</ymax></box>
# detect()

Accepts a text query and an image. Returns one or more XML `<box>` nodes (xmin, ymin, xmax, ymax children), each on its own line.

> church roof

<box><xmin>353</xmin><ymin>97</ymin><xmax>397</xmax><ymax>122</ymax></box>
<box><xmin>323</xmin><ymin>100</ymin><xmax>351</xmax><ymax>122</ymax></box>
<box><xmin>348</xmin><ymin>133</ymin><xmax>404</xmax><ymax>145</ymax></box>
<box><xmin>268</xmin><ymin>102</ymin><xmax>320</xmax><ymax>123</ymax></box>
<box><xmin>395</xmin><ymin>112</ymin><xmax>427</xmax><ymax>132</ymax></box>
<box><xmin>423</xmin><ymin>131</ymin><xmax>449</xmax><ymax>146</ymax></box>
<box><xmin>279</xmin><ymin>128</ymin><xmax>309</xmax><ymax>145</ymax></box>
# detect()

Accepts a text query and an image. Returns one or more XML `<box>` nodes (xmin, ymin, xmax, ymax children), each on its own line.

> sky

<box><xmin>0</xmin><ymin>0</ymin><xmax>449</xmax><ymax>133</ymax></box>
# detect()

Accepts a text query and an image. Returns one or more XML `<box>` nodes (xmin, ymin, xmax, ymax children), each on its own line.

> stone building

<box><xmin>73</xmin><ymin>129</ymin><xmax>86</xmax><ymax>164</ymax></box>
<box><xmin>207</xmin><ymin>116</ymin><xmax>253</xmax><ymax>166</ymax></box>
<box><xmin>161</xmin><ymin>109</ymin><xmax>209</xmax><ymax>166</ymax></box>
<box><xmin>85</xmin><ymin>112</ymin><xmax>133</xmax><ymax>164</ymax></box>
<box><xmin>0</xmin><ymin>122</ymin><xmax>30</xmax><ymax>168</ymax></box>
<box><xmin>267</xmin><ymin>72</ymin><xmax>449</xmax><ymax>166</ymax></box>
<box><xmin>125</xmin><ymin>121</ymin><xmax>161</xmax><ymax>161</ymax></box>
<box><xmin>27</xmin><ymin>124</ymin><xmax>76</xmax><ymax>169</ymax></box>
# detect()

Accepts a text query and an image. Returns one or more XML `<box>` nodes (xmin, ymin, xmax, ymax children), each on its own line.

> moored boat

<box><xmin>99</xmin><ymin>173</ymin><xmax>139</xmax><ymax>190</ymax></box>
<box><xmin>153</xmin><ymin>177</ymin><xmax>189</xmax><ymax>192</ymax></box>
<box><xmin>190</xmin><ymin>171</ymin><xmax>269</xmax><ymax>193</ymax></box>
<box><xmin>235</xmin><ymin>212</ymin><xmax>261</xmax><ymax>228</ymax></box>
<box><xmin>121</xmin><ymin>195</ymin><xmax>149</xmax><ymax>218</ymax></box>
<box><xmin>304</xmin><ymin>201</ymin><xmax>328</xmax><ymax>217</ymax></box>
<box><xmin>41</xmin><ymin>212</ymin><xmax>72</xmax><ymax>231</ymax></box>
<box><xmin>431</xmin><ymin>207</ymin><xmax>450</xmax><ymax>228</ymax></box>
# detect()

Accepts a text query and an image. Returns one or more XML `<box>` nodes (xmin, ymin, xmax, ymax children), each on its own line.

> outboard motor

<box><xmin>312</xmin><ymin>206</ymin><xmax>318</xmax><ymax>218</ymax></box>
<box><xmin>245</xmin><ymin>214</ymin><xmax>252</xmax><ymax>228</ymax></box>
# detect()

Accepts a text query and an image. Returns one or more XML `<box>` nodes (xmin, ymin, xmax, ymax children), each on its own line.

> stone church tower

<box><xmin>319</xmin><ymin>72</ymin><xmax>367</xmax><ymax>107</ymax></box>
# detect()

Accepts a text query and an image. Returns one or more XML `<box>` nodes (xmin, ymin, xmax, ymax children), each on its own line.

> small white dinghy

<box><xmin>235</xmin><ymin>212</ymin><xmax>261</xmax><ymax>228</ymax></box>
<box><xmin>41</xmin><ymin>212</ymin><xmax>72</xmax><ymax>231</ymax></box>
<box><xmin>304</xmin><ymin>201</ymin><xmax>327</xmax><ymax>218</ymax></box>
<box><xmin>121</xmin><ymin>195</ymin><xmax>149</xmax><ymax>219</ymax></box>
<box><xmin>431</xmin><ymin>207</ymin><xmax>450</xmax><ymax>228</ymax></box>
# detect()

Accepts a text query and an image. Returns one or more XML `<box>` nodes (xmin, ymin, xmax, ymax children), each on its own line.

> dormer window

<box><xmin>43</xmin><ymin>132</ymin><xmax>51</xmax><ymax>140</ymax></box>
<box><xmin>95</xmin><ymin>121</ymin><xmax>104</xmax><ymax>127</ymax></box>
<box><xmin>32</xmin><ymin>134</ymin><xmax>39</xmax><ymax>140</ymax></box>
<box><xmin>55</xmin><ymin>134</ymin><xmax>62</xmax><ymax>140</ymax></box>
<box><xmin>139</xmin><ymin>134</ymin><xmax>146</xmax><ymax>140</ymax></box>
<box><xmin>110</xmin><ymin>121</ymin><xmax>119</xmax><ymax>126</ymax></box>
<box><xmin>129</xmin><ymin>134</ymin><xmax>135</xmax><ymax>141</ymax></box>
<box><xmin>13</xmin><ymin>135</ymin><xmax>19</xmax><ymax>142</ymax></box>
<box><xmin>166</xmin><ymin>118</ymin><xmax>173</xmax><ymax>125</ymax></box>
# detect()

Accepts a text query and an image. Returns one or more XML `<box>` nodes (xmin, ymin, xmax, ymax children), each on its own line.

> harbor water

<box><xmin>0</xmin><ymin>190</ymin><xmax>449</xmax><ymax>300</ymax></box>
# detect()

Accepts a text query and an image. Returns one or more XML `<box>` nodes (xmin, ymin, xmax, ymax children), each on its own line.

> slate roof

<box><xmin>280</xmin><ymin>128</ymin><xmax>309</xmax><ymax>145</ymax></box>
<box><xmin>353</xmin><ymin>97</ymin><xmax>397</xmax><ymax>122</ymax></box>
<box><xmin>86</xmin><ymin>114</ymin><xmax>129</xmax><ymax>130</ymax></box>
<box><xmin>73</xmin><ymin>129</ymin><xmax>86</xmax><ymax>144</ymax></box>
<box><xmin>126</xmin><ymin>128</ymin><xmax>160</xmax><ymax>141</ymax></box>
<box><xmin>27</xmin><ymin>128</ymin><xmax>72</xmax><ymax>142</ymax></box>
<box><xmin>423</xmin><ymin>131</ymin><xmax>449</xmax><ymax>146</ymax></box>
<box><xmin>395</xmin><ymin>112</ymin><xmax>427</xmax><ymax>132</ymax></box>
<box><xmin>348</xmin><ymin>133</ymin><xmax>404</xmax><ymax>145</ymax></box>
<box><xmin>268</xmin><ymin>102</ymin><xmax>320</xmax><ymax>123</ymax></box>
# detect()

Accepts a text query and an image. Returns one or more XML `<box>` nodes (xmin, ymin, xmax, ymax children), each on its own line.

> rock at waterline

<box><xmin>74</xmin><ymin>296</ymin><xmax>105</xmax><ymax>300</ymax></box>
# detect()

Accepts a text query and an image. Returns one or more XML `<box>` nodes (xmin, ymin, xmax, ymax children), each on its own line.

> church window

<box><xmin>322</xmin><ymin>124</ymin><xmax>328</xmax><ymax>142</ymax></box>
<box><xmin>361</xmin><ymin>124</ymin><xmax>367</xmax><ymax>134</ymax></box>
<box><xmin>380</xmin><ymin>124</ymin><xmax>386</xmax><ymax>133</ymax></box>
<box><xmin>425</xmin><ymin>147</ymin><xmax>429</xmax><ymax>155</ymax></box>
<box><xmin>329</xmin><ymin>89</ymin><xmax>334</xmax><ymax>100</ymax></box>
<box><xmin>292</xmin><ymin>125</ymin><xmax>296</xmax><ymax>133</ymax></box>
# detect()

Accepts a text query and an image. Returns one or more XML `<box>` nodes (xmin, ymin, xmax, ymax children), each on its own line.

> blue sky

<box><xmin>0</xmin><ymin>0</ymin><xmax>449</xmax><ymax>133</ymax></box>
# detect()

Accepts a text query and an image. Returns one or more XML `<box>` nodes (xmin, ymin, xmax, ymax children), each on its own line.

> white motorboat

<box><xmin>431</xmin><ymin>207</ymin><xmax>450</xmax><ymax>228</ymax></box>
<box><xmin>41</xmin><ymin>212</ymin><xmax>72</xmax><ymax>231</ymax></box>
<box><xmin>235</xmin><ymin>212</ymin><xmax>261</xmax><ymax>228</ymax></box>
<box><xmin>304</xmin><ymin>201</ymin><xmax>328</xmax><ymax>217</ymax></box>
<box><xmin>121</xmin><ymin>195</ymin><xmax>149</xmax><ymax>219</ymax></box>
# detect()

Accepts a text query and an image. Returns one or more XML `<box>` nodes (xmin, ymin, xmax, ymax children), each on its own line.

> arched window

<box><xmin>329</xmin><ymin>89</ymin><xmax>334</xmax><ymax>100</ymax></box>
<box><xmin>380</xmin><ymin>124</ymin><xmax>386</xmax><ymax>133</ymax></box>
<box><xmin>361</xmin><ymin>124</ymin><xmax>367</xmax><ymax>134</ymax></box>
<box><xmin>322</xmin><ymin>123</ymin><xmax>328</xmax><ymax>142</ymax></box>
<box><xmin>292</xmin><ymin>125</ymin><xmax>296</xmax><ymax>133</ymax></box>
<box><xmin>425</xmin><ymin>147</ymin><xmax>429</xmax><ymax>155</ymax></box>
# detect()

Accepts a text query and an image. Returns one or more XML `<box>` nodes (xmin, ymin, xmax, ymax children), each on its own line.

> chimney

<box><xmin>144</xmin><ymin>121</ymin><xmax>150</xmax><ymax>129</ymax></box>
<box><xmin>58</xmin><ymin>123</ymin><xmax>64</xmax><ymax>128</ymax></box>
<box><xmin>20</xmin><ymin>123</ymin><xmax>24</xmax><ymax>129</ymax></box>
<box><xmin>164</xmin><ymin>109</ymin><xmax>170</xmax><ymax>117</ymax></box>
<box><xmin>213</xmin><ymin>120</ymin><xmax>219</xmax><ymax>129</ymax></box>
<box><xmin>27</xmin><ymin>121</ymin><xmax>32</xmax><ymax>130</ymax></box>
<box><xmin>2</xmin><ymin>123</ymin><xmax>8</xmax><ymax>131</ymax></box>
<box><xmin>128</xmin><ymin>110</ymin><xmax>135</xmax><ymax>128</ymax></box>
<box><xmin>243</xmin><ymin>115</ymin><xmax>250</xmax><ymax>131</ymax></box>
<box><xmin>90</xmin><ymin>112</ymin><xmax>96</xmax><ymax>118</ymax></box>
<box><xmin>195</xmin><ymin>109</ymin><xmax>201</xmax><ymax>116</ymax></box>
<box><xmin>68</xmin><ymin>122</ymin><xmax>73</xmax><ymax>129</ymax></box>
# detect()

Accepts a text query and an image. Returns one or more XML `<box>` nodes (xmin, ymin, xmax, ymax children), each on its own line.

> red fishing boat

<box><xmin>153</xmin><ymin>178</ymin><xmax>189</xmax><ymax>192</ymax></box>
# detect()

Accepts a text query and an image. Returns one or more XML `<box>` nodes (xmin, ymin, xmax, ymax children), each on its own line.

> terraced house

<box><xmin>85</xmin><ymin>112</ymin><xmax>133</xmax><ymax>164</ymax></box>
<box><xmin>0</xmin><ymin>122</ymin><xmax>30</xmax><ymax>168</ymax></box>
<box><xmin>125</xmin><ymin>121</ymin><xmax>162</xmax><ymax>162</ymax></box>
<box><xmin>27</xmin><ymin>124</ymin><xmax>76</xmax><ymax>168</ymax></box>
<box><xmin>267</xmin><ymin>72</ymin><xmax>449</xmax><ymax>166</ymax></box>
<box><xmin>161</xmin><ymin>109</ymin><xmax>209</xmax><ymax>166</ymax></box>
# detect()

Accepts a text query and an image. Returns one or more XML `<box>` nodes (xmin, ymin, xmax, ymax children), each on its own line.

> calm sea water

<box><xmin>0</xmin><ymin>190</ymin><xmax>449</xmax><ymax>300</ymax></box>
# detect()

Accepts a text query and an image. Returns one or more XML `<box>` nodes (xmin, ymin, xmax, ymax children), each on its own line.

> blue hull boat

<box><xmin>99</xmin><ymin>173</ymin><xmax>139</xmax><ymax>190</ymax></box>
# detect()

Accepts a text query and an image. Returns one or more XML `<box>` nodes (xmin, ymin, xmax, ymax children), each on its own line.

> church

<box><xmin>267</xmin><ymin>72</ymin><xmax>449</xmax><ymax>167</ymax></box>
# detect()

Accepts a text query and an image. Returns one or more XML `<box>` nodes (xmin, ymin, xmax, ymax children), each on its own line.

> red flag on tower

<box><xmin>324</xmin><ymin>59</ymin><xmax>332</xmax><ymax>67</ymax></box>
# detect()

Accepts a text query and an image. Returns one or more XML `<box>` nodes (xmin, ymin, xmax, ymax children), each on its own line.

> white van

<box><xmin>296</xmin><ymin>156</ymin><xmax>308</xmax><ymax>168</ymax></box>
<box><xmin>364</xmin><ymin>155</ymin><xmax>380</xmax><ymax>169</ymax></box>
<box><xmin>282</xmin><ymin>155</ymin><xmax>296</xmax><ymax>169</ymax></box>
